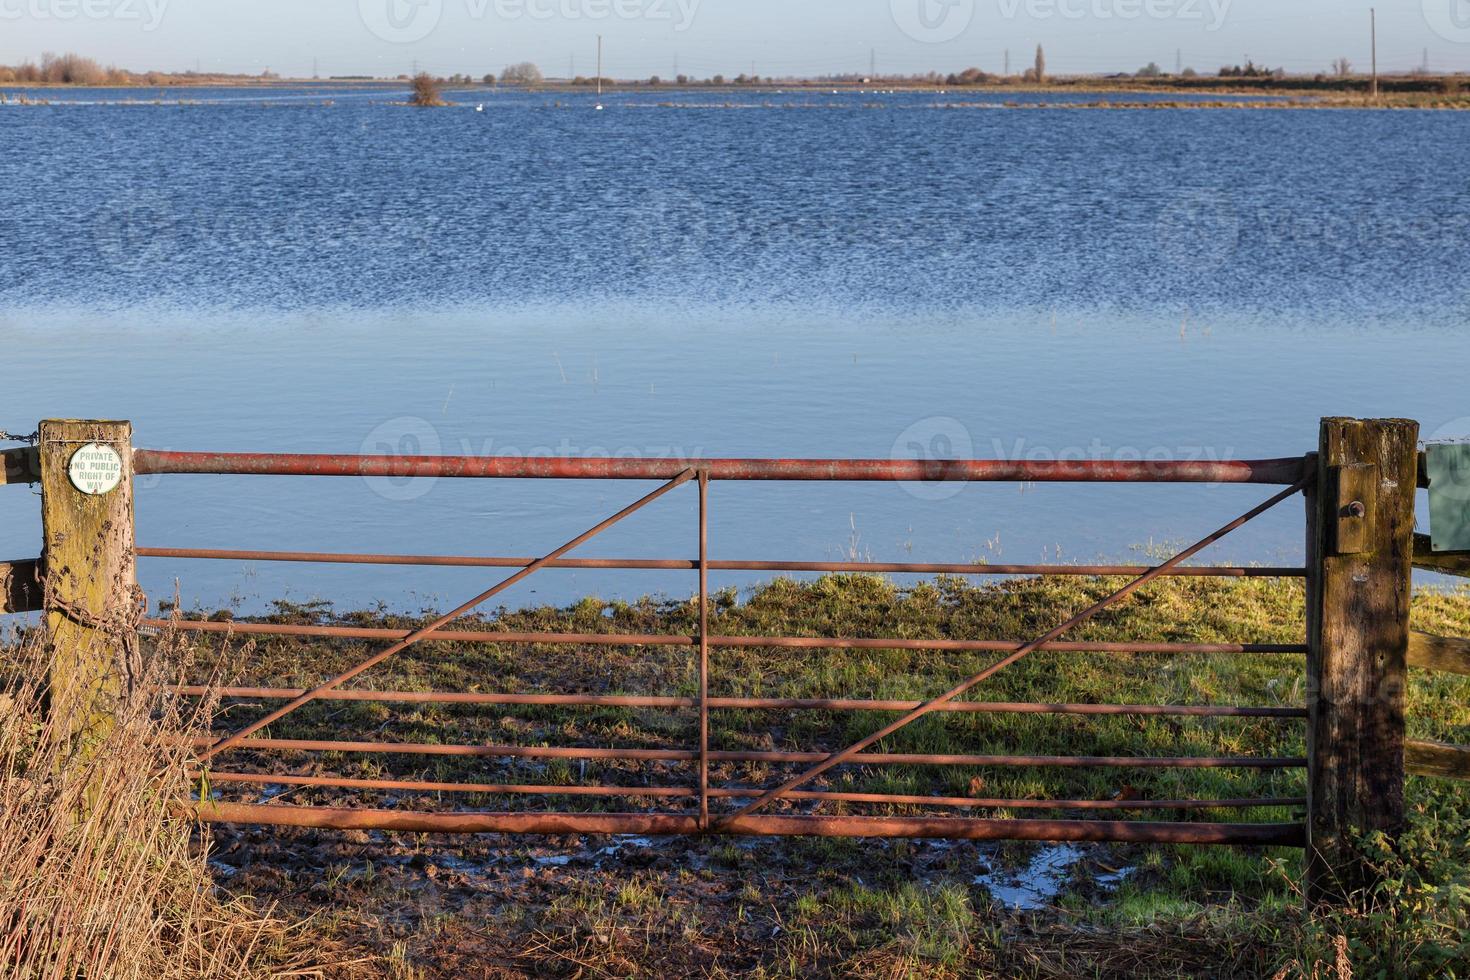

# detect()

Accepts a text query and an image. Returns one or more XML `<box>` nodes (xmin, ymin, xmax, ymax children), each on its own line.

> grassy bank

<box><xmin>162</xmin><ymin>573</ymin><xmax>1470</xmax><ymax>977</ymax></box>
<box><xmin>0</xmin><ymin>629</ymin><xmax>351</xmax><ymax>977</ymax></box>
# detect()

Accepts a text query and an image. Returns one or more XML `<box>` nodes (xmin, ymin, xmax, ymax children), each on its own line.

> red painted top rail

<box><xmin>131</xmin><ymin>450</ymin><xmax>1310</xmax><ymax>485</ymax></box>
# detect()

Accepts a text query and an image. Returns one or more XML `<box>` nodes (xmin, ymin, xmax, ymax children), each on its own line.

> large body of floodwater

<box><xmin>2</xmin><ymin>83</ymin><xmax>1467</xmax><ymax>612</ymax></box>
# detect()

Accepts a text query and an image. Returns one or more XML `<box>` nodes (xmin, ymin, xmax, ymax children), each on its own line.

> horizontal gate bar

<box><xmin>197</xmin><ymin>471</ymin><xmax>697</xmax><ymax>765</ymax></box>
<box><xmin>204</xmin><ymin>771</ymin><xmax>1306</xmax><ymax>811</ymax></box>
<box><xmin>132</xmin><ymin>450</ymin><xmax>1310</xmax><ymax>485</ymax></box>
<box><xmin>192</xmin><ymin>804</ymin><xmax>1308</xmax><ymax>846</ymax></box>
<box><xmin>147</xmin><ymin>619</ymin><xmax>1306</xmax><ymax>655</ymax></box>
<box><xmin>136</xmin><ymin>547</ymin><xmax>1306</xmax><ymax>579</ymax></box>
<box><xmin>171</xmin><ymin>686</ymin><xmax>1307</xmax><ymax>718</ymax></box>
<box><xmin>187</xmin><ymin>737</ymin><xmax>1305</xmax><ymax>768</ymax></box>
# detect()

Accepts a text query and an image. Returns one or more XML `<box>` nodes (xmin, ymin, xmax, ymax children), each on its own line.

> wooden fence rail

<box><xmin>1404</xmin><ymin>492</ymin><xmax>1470</xmax><ymax>783</ymax></box>
<box><xmin>1408</xmin><ymin>631</ymin><xmax>1470</xmax><ymax>677</ymax></box>
<box><xmin>1412</xmin><ymin>533</ymin><xmax>1470</xmax><ymax>576</ymax></box>
<box><xmin>1405</xmin><ymin>740</ymin><xmax>1470</xmax><ymax>780</ymax></box>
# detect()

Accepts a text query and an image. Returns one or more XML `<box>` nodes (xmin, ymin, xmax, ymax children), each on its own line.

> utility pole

<box><xmin>870</xmin><ymin>47</ymin><xmax>876</xmax><ymax>79</ymax></box>
<box><xmin>597</xmin><ymin>35</ymin><xmax>603</xmax><ymax>96</ymax></box>
<box><xmin>1371</xmin><ymin>8</ymin><xmax>1378</xmax><ymax>98</ymax></box>
<box><xmin>1004</xmin><ymin>49</ymin><xmax>1010</xmax><ymax>76</ymax></box>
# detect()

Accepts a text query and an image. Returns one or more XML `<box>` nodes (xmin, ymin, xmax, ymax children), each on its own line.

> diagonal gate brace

<box><xmin>719</xmin><ymin>477</ymin><xmax>1311</xmax><ymax>826</ymax></box>
<box><xmin>197</xmin><ymin>469</ymin><xmax>697</xmax><ymax>763</ymax></box>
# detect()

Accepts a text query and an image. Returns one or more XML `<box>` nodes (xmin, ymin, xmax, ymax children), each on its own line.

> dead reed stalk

<box><xmin>0</xmin><ymin>624</ymin><xmax>350</xmax><ymax>978</ymax></box>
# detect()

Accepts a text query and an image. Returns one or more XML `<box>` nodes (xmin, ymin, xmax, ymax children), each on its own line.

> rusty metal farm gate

<box><xmin>6</xmin><ymin>416</ymin><xmax>1469</xmax><ymax>905</ymax></box>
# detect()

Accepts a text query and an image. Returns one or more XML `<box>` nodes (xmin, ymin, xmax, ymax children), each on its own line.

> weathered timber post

<box><xmin>1305</xmin><ymin>417</ymin><xmax>1418</xmax><ymax>906</ymax></box>
<box><xmin>38</xmin><ymin>419</ymin><xmax>138</xmax><ymax>754</ymax></box>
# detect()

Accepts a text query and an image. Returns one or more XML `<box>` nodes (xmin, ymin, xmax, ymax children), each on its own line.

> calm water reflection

<box><xmin>1</xmin><ymin>89</ymin><xmax>1465</xmax><ymax>610</ymax></box>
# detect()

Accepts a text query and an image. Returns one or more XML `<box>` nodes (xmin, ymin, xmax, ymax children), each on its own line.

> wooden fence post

<box><xmin>38</xmin><ymin>419</ymin><xmax>138</xmax><ymax>754</ymax></box>
<box><xmin>1305</xmin><ymin>417</ymin><xmax>1418</xmax><ymax>907</ymax></box>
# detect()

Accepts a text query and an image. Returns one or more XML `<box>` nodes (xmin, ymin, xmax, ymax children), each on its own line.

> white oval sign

<box><xmin>67</xmin><ymin>443</ymin><xmax>124</xmax><ymax>495</ymax></box>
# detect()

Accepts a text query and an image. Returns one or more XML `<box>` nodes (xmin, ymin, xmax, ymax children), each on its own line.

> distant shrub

<box><xmin>409</xmin><ymin>72</ymin><xmax>444</xmax><ymax>107</ymax></box>
<box><xmin>1219</xmin><ymin>60</ymin><xmax>1281</xmax><ymax>79</ymax></box>
<box><xmin>40</xmin><ymin>51</ymin><xmax>105</xmax><ymax>84</ymax></box>
<box><xmin>501</xmin><ymin>61</ymin><xmax>543</xmax><ymax>85</ymax></box>
<box><xmin>1136</xmin><ymin>62</ymin><xmax>1162</xmax><ymax>78</ymax></box>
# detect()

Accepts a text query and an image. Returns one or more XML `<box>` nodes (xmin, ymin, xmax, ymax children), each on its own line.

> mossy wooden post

<box><xmin>1305</xmin><ymin>417</ymin><xmax>1417</xmax><ymax>907</ymax></box>
<box><xmin>39</xmin><ymin>419</ymin><xmax>137</xmax><ymax>756</ymax></box>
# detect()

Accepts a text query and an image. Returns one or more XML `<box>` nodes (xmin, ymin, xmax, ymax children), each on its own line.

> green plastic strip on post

<box><xmin>1426</xmin><ymin>442</ymin><xmax>1470</xmax><ymax>553</ymax></box>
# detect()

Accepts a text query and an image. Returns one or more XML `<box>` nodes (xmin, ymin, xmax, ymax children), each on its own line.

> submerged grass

<box><xmin>184</xmin><ymin>574</ymin><xmax>1324</xmax><ymax>822</ymax></box>
<box><xmin>164</xmin><ymin>573</ymin><xmax>1470</xmax><ymax>977</ymax></box>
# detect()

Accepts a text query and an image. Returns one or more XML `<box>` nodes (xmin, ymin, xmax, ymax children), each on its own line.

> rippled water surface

<box><xmin>2</xmin><ymin>86</ymin><xmax>1466</xmax><ymax>610</ymax></box>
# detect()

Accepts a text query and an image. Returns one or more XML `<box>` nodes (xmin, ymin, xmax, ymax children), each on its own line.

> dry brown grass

<box><xmin>0</xmin><ymin>626</ymin><xmax>364</xmax><ymax>979</ymax></box>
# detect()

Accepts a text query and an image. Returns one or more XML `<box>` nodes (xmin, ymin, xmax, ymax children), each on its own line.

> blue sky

<box><xmin>2</xmin><ymin>0</ymin><xmax>1467</xmax><ymax>78</ymax></box>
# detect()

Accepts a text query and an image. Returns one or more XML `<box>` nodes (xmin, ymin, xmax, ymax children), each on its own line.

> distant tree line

<box><xmin>0</xmin><ymin>50</ymin><xmax>316</xmax><ymax>86</ymax></box>
<box><xmin>1219</xmin><ymin>60</ymin><xmax>1285</xmax><ymax>79</ymax></box>
<box><xmin>2</xmin><ymin>52</ymin><xmax>114</xmax><ymax>85</ymax></box>
<box><xmin>3</xmin><ymin>49</ymin><xmax>1464</xmax><ymax>98</ymax></box>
